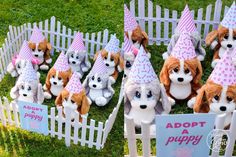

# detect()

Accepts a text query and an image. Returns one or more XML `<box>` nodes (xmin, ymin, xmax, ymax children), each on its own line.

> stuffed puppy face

<box><xmin>124</xmin><ymin>52</ymin><xmax>135</xmax><ymax>70</ymax></box>
<box><xmin>67</xmin><ymin>51</ymin><xmax>86</xmax><ymax>65</ymax></box>
<box><xmin>99</xmin><ymin>50</ymin><xmax>122</xmax><ymax>68</ymax></box>
<box><xmin>126</xmin><ymin>25</ymin><xmax>148</xmax><ymax>49</ymax></box>
<box><xmin>161</xmin><ymin>57</ymin><xmax>202</xmax><ymax>85</ymax></box>
<box><xmin>125</xmin><ymin>79</ymin><xmax>161</xmax><ymax>111</ymax></box>
<box><xmin>16</xmin><ymin>81</ymin><xmax>38</xmax><ymax>101</ymax></box>
<box><xmin>87</xmin><ymin>73</ymin><xmax>109</xmax><ymax>90</ymax></box>
<box><xmin>28</xmin><ymin>40</ymin><xmax>52</xmax><ymax>64</ymax></box>
<box><xmin>15</xmin><ymin>59</ymin><xmax>29</xmax><ymax>75</ymax></box>
<box><xmin>194</xmin><ymin>81</ymin><xmax>236</xmax><ymax>114</ymax></box>
<box><xmin>48</xmin><ymin>68</ymin><xmax>71</xmax><ymax>87</ymax></box>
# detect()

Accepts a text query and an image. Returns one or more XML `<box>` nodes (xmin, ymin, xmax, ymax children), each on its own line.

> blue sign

<box><xmin>156</xmin><ymin>114</ymin><xmax>216</xmax><ymax>157</ymax></box>
<box><xmin>18</xmin><ymin>101</ymin><xmax>49</xmax><ymax>135</ymax></box>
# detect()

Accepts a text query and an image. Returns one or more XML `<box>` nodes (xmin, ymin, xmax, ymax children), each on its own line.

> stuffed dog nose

<box><xmin>227</xmin><ymin>44</ymin><xmax>232</xmax><ymax>48</ymax></box>
<box><xmin>93</xmin><ymin>84</ymin><xmax>97</xmax><ymax>88</ymax></box>
<box><xmin>53</xmin><ymin>82</ymin><xmax>57</xmax><ymax>85</ymax></box>
<box><xmin>23</xmin><ymin>94</ymin><xmax>27</xmax><ymax>97</ymax></box>
<box><xmin>220</xmin><ymin>106</ymin><xmax>227</xmax><ymax>111</ymax></box>
<box><xmin>177</xmin><ymin>77</ymin><xmax>184</xmax><ymax>82</ymax></box>
<box><xmin>126</xmin><ymin>61</ymin><xmax>131</xmax><ymax>68</ymax></box>
<box><xmin>34</xmin><ymin>54</ymin><xmax>38</xmax><ymax>57</ymax></box>
<box><xmin>140</xmin><ymin>105</ymin><xmax>147</xmax><ymax>109</ymax></box>
<box><xmin>105</xmin><ymin>63</ymin><xmax>109</xmax><ymax>67</ymax></box>
<box><xmin>72</xmin><ymin>61</ymin><xmax>76</xmax><ymax>64</ymax></box>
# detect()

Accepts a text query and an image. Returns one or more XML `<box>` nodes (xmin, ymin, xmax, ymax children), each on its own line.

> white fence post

<box><xmin>141</xmin><ymin>121</ymin><xmax>151</xmax><ymax>157</ymax></box>
<box><xmin>50</xmin><ymin>16</ymin><xmax>56</xmax><ymax>54</ymax></box>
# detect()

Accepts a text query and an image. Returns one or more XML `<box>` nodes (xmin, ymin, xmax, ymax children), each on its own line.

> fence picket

<box><xmin>0</xmin><ymin>48</ymin><xmax>6</xmax><ymax>74</ymax></box>
<box><xmin>85</xmin><ymin>33</ymin><xmax>89</xmax><ymax>56</ymax></box>
<box><xmin>50</xmin><ymin>16</ymin><xmax>56</xmax><ymax>54</ymax></box>
<box><xmin>90</xmin><ymin>33</ymin><xmax>95</xmax><ymax>57</ymax></box>
<box><xmin>73</xmin><ymin>112</ymin><xmax>80</xmax><ymax>145</ymax></box>
<box><xmin>171</xmin><ymin>10</ymin><xmax>177</xmax><ymax>35</ymax></box>
<box><xmin>12</xmin><ymin>101</ymin><xmax>19</xmax><ymax>127</ymax></box>
<box><xmin>65</xmin><ymin>108</ymin><xmax>72</xmax><ymax>147</ymax></box>
<box><xmin>164</xmin><ymin>9</ymin><xmax>170</xmax><ymax>45</ymax></box>
<box><xmin>56</xmin><ymin>21</ymin><xmax>61</xmax><ymax>50</ymax></box>
<box><xmin>81</xmin><ymin>115</ymin><xmax>87</xmax><ymax>146</ymax></box>
<box><xmin>27</xmin><ymin>23</ymin><xmax>32</xmax><ymax>41</ymax></box>
<box><xmin>44</xmin><ymin>19</ymin><xmax>49</xmax><ymax>39</ymax></box>
<box><xmin>213</xmin><ymin>0</ymin><xmax>222</xmax><ymax>30</ymax></box>
<box><xmin>4</xmin><ymin>97</ymin><xmax>12</xmax><ymax>125</ymax></box>
<box><xmin>0</xmin><ymin>98</ymin><xmax>6</xmax><ymax>126</ymax></box>
<box><xmin>141</xmin><ymin>121</ymin><xmax>151</xmax><ymax>157</ymax></box>
<box><xmin>138</xmin><ymin>0</ymin><xmax>145</xmax><ymax>30</ymax></box>
<box><xmin>96</xmin><ymin>31</ymin><xmax>102</xmax><ymax>52</ymax></box>
<box><xmin>67</xmin><ymin>28</ymin><xmax>72</xmax><ymax>48</ymax></box>
<box><xmin>203</xmin><ymin>4</ymin><xmax>212</xmax><ymax>39</ymax></box>
<box><xmin>197</xmin><ymin>8</ymin><xmax>203</xmax><ymax>33</ymax></box>
<box><xmin>88</xmin><ymin>119</ymin><xmax>95</xmax><ymax>148</ymax></box>
<box><xmin>50</xmin><ymin>107</ymin><xmax>55</xmax><ymax>137</ymax></box>
<box><xmin>96</xmin><ymin>122</ymin><xmax>103</xmax><ymax>150</ymax></box>
<box><xmin>102</xmin><ymin>29</ymin><xmax>109</xmax><ymax>48</ymax></box>
<box><xmin>125</xmin><ymin>116</ymin><xmax>137</xmax><ymax>157</ymax></box>
<box><xmin>148</xmin><ymin>0</ymin><xmax>153</xmax><ymax>45</ymax></box>
<box><xmin>62</xmin><ymin>26</ymin><xmax>66</xmax><ymax>50</ymax></box>
<box><xmin>57</xmin><ymin>106</ymin><xmax>63</xmax><ymax>140</ymax></box>
<box><xmin>156</xmin><ymin>5</ymin><xmax>161</xmax><ymax>45</ymax></box>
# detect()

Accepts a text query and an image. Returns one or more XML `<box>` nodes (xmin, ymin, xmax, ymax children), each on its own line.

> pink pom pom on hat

<box><xmin>90</xmin><ymin>53</ymin><xmax>108</xmax><ymax>75</ymax></box>
<box><xmin>129</xmin><ymin>46</ymin><xmax>157</xmax><ymax>84</ymax></box>
<box><xmin>68</xmin><ymin>32</ymin><xmax>86</xmax><ymax>52</ymax></box>
<box><xmin>221</xmin><ymin>2</ymin><xmax>236</xmax><ymax>29</ymax></box>
<box><xmin>209</xmin><ymin>49</ymin><xmax>236</xmax><ymax>86</ymax></box>
<box><xmin>171</xmin><ymin>31</ymin><xmax>196</xmax><ymax>60</ymax></box>
<box><xmin>177</xmin><ymin>5</ymin><xmax>197</xmax><ymax>33</ymax></box>
<box><xmin>53</xmin><ymin>52</ymin><xmax>70</xmax><ymax>72</ymax></box>
<box><xmin>29</xmin><ymin>26</ymin><xmax>45</xmax><ymax>43</ymax></box>
<box><xmin>124</xmin><ymin>4</ymin><xmax>138</xmax><ymax>32</ymax></box>
<box><xmin>65</xmin><ymin>72</ymin><xmax>84</xmax><ymax>94</ymax></box>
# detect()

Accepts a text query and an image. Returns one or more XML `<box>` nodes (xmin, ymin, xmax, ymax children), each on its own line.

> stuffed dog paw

<box><xmin>83</xmin><ymin>53</ymin><xmax>114</xmax><ymax>106</ymax></box>
<box><xmin>28</xmin><ymin>26</ymin><xmax>52</xmax><ymax>71</ymax></box>
<box><xmin>125</xmin><ymin>46</ymin><xmax>171</xmax><ymax>129</ymax></box>
<box><xmin>10</xmin><ymin>62</ymin><xmax>44</xmax><ymax>104</ymax></box>
<box><xmin>160</xmin><ymin>32</ymin><xmax>203</xmax><ymax>103</ymax></box>
<box><xmin>94</xmin><ymin>35</ymin><xmax>123</xmax><ymax>83</ymax></box>
<box><xmin>55</xmin><ymin>72</ymin><xmax>90</xmax><ymax>121</ymax></box>
<box><xmin>66</xmin><ymin>32</ymin><xmax>91</xmax><ymax>77</ymax></box>
<box><xmin>163</xmin><ymin>5</ymin><xmax>206</xmax><ymax>61</ymax></box>
<box><xmin>44</xmin><ymin>52</ymin><xmax>72</xmax><ymax>99</ymax></box>
<box><xmin>7</xmin><ymin>41</ymin><xmax>39</xmax><ymax>77</ymax></box>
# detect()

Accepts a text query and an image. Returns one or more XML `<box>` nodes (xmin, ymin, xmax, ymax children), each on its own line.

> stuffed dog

<box><xmin>66</xmin><ymin>32</ymin><xmax>91</xmax><ymax>78</ymax></box>
<box><xmin>193</xmin><ymin>50</ymin><xmax>236</xmax><ymax>128</ymax></box>
<box><xmin>125</xmin><ymin>46</ymin><xmax>171</xmax><ymax>133</ymax></box>
<box><xmin>28</xmin><ymin>26</ymin><xmax>52</xmax><ymax>71</ymax></box>
<box><xmin>94</xmin><ymin>35</ymin><xmax>123</xmax><ymax>83</ymax></box>
<box><xmin>205</xmin><ymin>3</ymin><xmax>236</xmax><ymax>68</ymax></box>
<box><xmin>7</xmin><ymin>40</ymin><xmax>39</xmax><ymax>77</ymax></box>
<box><xmin>10</xmin><ymin>61</ymin><xmax>44</xmax><ymax>104</ymax></box>
<box><xmin>124</xmin><ymin>5</ymin><xmax>149</xmax><ymax>53</ymax></box>
<box><xmin>55</xmin><ymin>72</ymin><xmax>90</xmax><ymax>121</ymax></box>
<box><xmin>44</xmin><ymin>52</ymin><xmax>72</xmax><ymax>99</ymax></box>
<box><xmin>83</xmin><ymin>53</ymin><xmax>114</xmax><ymax>106</ymax></box>
<box><xmin>160</xmin><ymin>32</ymin><xmax>202</xmax><ymax>104</ymax></box>
<box><xmin>163</xmin><ymin>5</ymin><xmax>205</xmax><ymax>61</ymax></box>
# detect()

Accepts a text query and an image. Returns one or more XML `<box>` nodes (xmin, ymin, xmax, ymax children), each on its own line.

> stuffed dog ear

<box><xmin>45</xmin><ymin>71</ymin><xmax>52</xmax><ymax>90</ymax></box>
<box><xmin>107</xmin><ymin>77</ymin><xmax>115</xmax><ymax>94</ymax></box>
<box><xmin>44</xmin><ymin>42</ymin><xmax>52</xmax><ymax>61</ymax></box>
<box><xmin>193</xmin><ymin>86</ymin><xmax>209</xmax><ymax>113</ymax></box>
<box><xmin>166</xmin><ymin>34</ymin><xmax>180</xmax><ymax>54</ymax></box>
<box><xmin>36</xmin><ymin>83</ymin><xmax>44</xmax><ymax>104</ymax></box>
<box><xmin>141</xmin><ymin>31</ymin><xmax>149</xmax><ymax>47</ymax></box>
<box><xmin>82</xmin><ymin>75</ymin><xmax>90</xmax><ymax>88</ymax></box>
<box><xmin>118</xmin><ymin>53</ymin><xmax>124</xmax><ymax>72</ymax></box>
<box><xmin>158</xmin><ymin>84</ymin><xmax>171</xmax><ymax>114</ymax></box>
<box><xmin>160</xmin><ymin>61</ymin><xmax>170</xmax><ymax>88</ymax></box>
<box><xmin>10</xmin><ymin>85</ymin><xmax>19</xmax><ymax>99</ymax></box>
<box><xmin>124</xmin><ymin>93</ymin><xmax>132</xmax><ymax>114</ymax></box>
<box><xmin>80</xmin><ymin>93</ymin><xmax>90</xmax><ymax>115</ymax></box>
<box><xmin>193</xmin><ymin>60</ymin><xmax>203</xmax><ymax>85</ymax></box>
<box><xmin>205</xmin><ymin>30</ymin><xmax>218</xmax><ymax>46</ymax></box>
<box><xmin>55</xmin><ymin>92</ymin><xmax>63</xmax><ymax>106</ymax></box>
<box><xmin>7</xmin><ymin>63</ymin><xmax>18</xmax><ymax>77</ymax></box>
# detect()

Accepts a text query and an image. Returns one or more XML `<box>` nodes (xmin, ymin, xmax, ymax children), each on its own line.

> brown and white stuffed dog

<box><xmin>205</xmin><ymin>3</ymin><xmax>236</xmax><ymax>68</ymax></box>
<box><xmin>55</xmin><ymin>72</ymin><xmax>90</xmax><ymax>121</ymax></box>
<box><xmin>94</xmin><ymin>35</ymin><xmax>123</xmax><ymax>83</ymax></box>
<box><xmin>44</xmin><ymin>52</ymin><xmax>72</xmax><ymax>99</ymax></box>
<box><xmin>28</xmin><ymin>26</ymin><xmax>52</xmax><ymax>71</ymax></box>
<box><xmin>160</xmin><ymin>32</ymin><xmax>202</xmax><ymax>105</ymax></box>
<box><xmin>124</xmin><ymin>5</ymin><xmax>149</xmax><ymax>53</ymax></box>
<box><xmin>193</xmin><ymin>50</ymin><xmax>236</xmax><ymax>128</ymax></box>
<box><xmin>125</xmin><ymin>47</ymin><xmax>171</xmax><ymax>134</ymax></box>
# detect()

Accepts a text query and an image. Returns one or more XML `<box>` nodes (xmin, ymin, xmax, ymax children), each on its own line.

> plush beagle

<box><xmin>83</xmin><ymin>53</ymin><xmax>114</xmax><ymax>106</ymax></box>
<box><xmin>94</xmin><ymin>35</ymin><xmax>123</xmax><ymax>83</ymax></box>
<box><xmin>7</xmin><ymin>40</ymin><xmax>39</xmax><ymax>77</ymax></box>
<box><xmin>125</xmin><ymin>46</ymin><xmax>171</xmax><ymax>134</ymax></box>
<box><xmin>28</xmin><ymin>26</ymin><xmax>52</xmax><ymax>71</ymax></box>
<box><xmin>193</xmin><ymin>49</ymin><xmax>236</xmax><ymax>128</ymax></box>
<box><xmin>160</xmin><ymin>31</ymin><xmax>202</xmax><ymax>105</ymax></box>
<box><xmin>205</xmin><ymin>2</ymin><xmax>236</xmax><ymax>68</ymax></box>
<box><xmin>55</xmin><ymin>72</ymin><xmax>90</xmax><ymax>121</ymax></box>
<box><xmin>44</xmin><ymin>52</ymin><xmax>72</xmax><ymax>99</ymax></box>
<box><xmin>10</xmin><ymin>61</ymin><xmax>44</xmax><ymax>104</ymax></box>
<box><xmin>66</xmin><ymin>32</ymin><xmax>91</xmax><ymax>78</ymax></box>
<box><xmin>163</xmin><ymin>5</ymin><xmax>205</xmax><ymax>61</ymax></box>
<box><xmin>124</xmin><ymin>5</ymin><xmax>149</xmax><ymax>53</ymax></box>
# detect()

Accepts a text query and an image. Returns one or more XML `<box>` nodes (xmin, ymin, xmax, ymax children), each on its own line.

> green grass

<box><xmin>123</xmin><ymin>0</ymin><xmax>235</xmax><ymax>156</ymax></box>
<box><xmin>0</xmin><ymin>0</ymin><xmax>123</xmax><ymax>157</ymax></box>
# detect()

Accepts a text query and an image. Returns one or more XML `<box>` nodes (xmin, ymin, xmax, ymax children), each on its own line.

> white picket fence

<box><xmin>0</xmin><ymin>16</ymin><xmax>122</xmax><ymax>149</ymax></box>
<box><xmin>125</xmin><ymin>0</ymin><xmax>236</xmax><ymax>156</ymax></box>
<box><xmin>128</xmin><ymin>0</ymin><xmax>229</xmax><ymax>45</ymax></box>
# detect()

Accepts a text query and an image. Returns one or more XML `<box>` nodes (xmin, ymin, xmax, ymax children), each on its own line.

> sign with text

<box><xmin>18</xmin><ymin>101</ymin><xmax>48</xmax><ymax>135</ymax></box>
<box><xmin>156</xmin><ymin>114</ymin><xmax>216</xmax><ymax>157</ymax></box>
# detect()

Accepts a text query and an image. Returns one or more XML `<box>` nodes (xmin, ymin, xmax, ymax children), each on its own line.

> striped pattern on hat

<box><xmin>124</xmin><ymin>4</ymin><xmax>138</xmax><ymax>32</ymax></box>
<box><xmin>177</xmin><ymin>5</ymin><xmax>196</xmax><ymax>33</ymax></box>
<box><xmin>29</xmin><ymin>26</ymin><xmax>45</xmax><ymax>43</ymax></box>
<box><xmin>124</xmin><ymin>34</ymin><xmax>133</xmax><ymax>53</ymax></box>
<box><xmin>68</xmin><ymin>32</ymin><xmax>86</xmax><ymax>52</ymax></box>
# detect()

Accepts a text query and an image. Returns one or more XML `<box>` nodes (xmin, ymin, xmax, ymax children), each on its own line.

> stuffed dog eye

<box><xmin>233</xmin><ymin>36</ymin><xmax>236</xmax><ymax>40</ymax></box>
<box><xmin>52</xmin><ymin>75</ymin><xmax>55</xmax><ymax>78</ymax></box>
<box><xmin>17</xmin><ymin>64</ymin><xmax>21</xmax><ymax>69</ymax></box>
<box><xmin>173</xmin><ymin>67</ymin><xmax>179</xmax><ymax>73</ymax></box>
<box><xmin>135</xmin><ymin>91</ymin><xmax>141</xmax><ymax>98</ymax></box>
<box><xmin>97</xmin><ymin>77</ymin><xmax>101</xmax><ymax>82</ymax></box>
<box><xmin>104</xmin><ymin>56</ymin><xmax>107</xmax><ymax>60</ymax></box>
<box><xmin>184</xmin><ymin>69</ymin><xmax>190</xmax><ymax>74</ymax></box>
<box><xmin>76</xmin><ymin>56</ymin><xmax>79</xmax><ymax>59</ymax></box>
<box><xmin>28</xmin><ymin>86</ymin><xmax>31</xmax><ymax>91</ymax></box>
<box><xmin>71</xmin><ymin>54</ymin><xmax>74</xmax><ymax>58</ymax></box>
<box><xmin>111</xmin><ymin>58</ymin><xmax>114</xmax><ymax>61</ymax></box>
<box><xmin>58</xmin><ymin>77</ymin><xmax>62</xmax><ymax>80</ymax></box>
<box><xmin>132</xmin><ymin>39</ymin><xmax>136</xmax><ymax>43</ymax></box>
<box><xmin>214</xmin><ymin>95</ymin><xmax>219</xmax><ymax>101</ymax></box>
<box><xmin>32</xmin><ymin>48</ymin><xmax>35</xmax><ymax>51</ymax></box>
<box><xmin>21</xmin><ymin>85</ymin><xmax>24</xmax><ymax>90</ymax></box>
<box><xmin>224</xmin><ymin>35</ymin><xmax>229</xmax><ymax>40</ymax></box>
<box><xmin>38</xmin><ymin>48</ymin><xmax>41</xmax><ymax>51</ymax></box>
<box><xmin>227</xmin><ymin>96</ymin><xmax>233</xmax><ymax>102</ymax></box>
<box><xmin>71</xmin><ymin>99</ymin><xmax>75</xmax><ymax>104</ymax></box>
<box><xmin>147</xmin><ymin>91</ymin><xmax>152</xmax><ymax>98</ymax></box>
<box><xmin>92</xmin><ymin>76</ymin><xmax>95</xmax><ymax>80</ymax></box>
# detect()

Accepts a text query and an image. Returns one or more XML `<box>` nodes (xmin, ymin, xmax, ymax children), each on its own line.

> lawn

<box><xmin>124</xmin><ymin>0</ymin><xmax>235</xmax><ymax>156</ymax></box>
<box><xmin>0</xmin><ymin>0</ymin><xmax>123</xmax><ymax>157</ymax></box>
